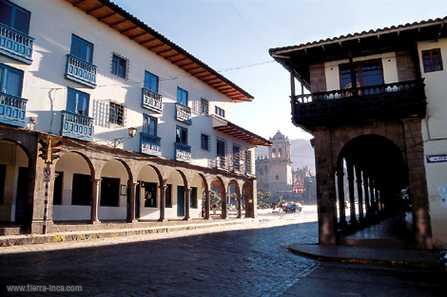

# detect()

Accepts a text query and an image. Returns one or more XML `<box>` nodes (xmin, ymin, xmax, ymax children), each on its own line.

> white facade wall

<box><xmin>418</xmin><ymin>38</ymin><xmax>447</xmax><ymax>248</ymax></box>
<box><xmin>1</xmin><ymin>0</ymin><xmax>255</xmax><ymax>168</ymax></box>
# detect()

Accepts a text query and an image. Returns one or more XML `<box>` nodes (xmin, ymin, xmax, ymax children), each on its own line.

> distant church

<box><xmin>256</xmin><ymin>131</ymin><xmax>294</xmax><ymax>201</ymax></box>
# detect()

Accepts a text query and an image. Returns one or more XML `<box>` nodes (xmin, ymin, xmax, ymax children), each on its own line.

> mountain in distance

<box><xmin>256</xmin><ymin>138</ymin><xmax>315</xmax><ymax>174</ymax></box>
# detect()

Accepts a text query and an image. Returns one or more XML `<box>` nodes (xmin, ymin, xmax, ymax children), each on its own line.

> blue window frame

<box><xmin>66</xmin><ymin>88</ymin><xmax>89</xmax><ymax>116</ymax></box>
<box><xmin>176</xmin><ymin>87</ymin><xmax>188</xmax><ymax>106</ymax></box>
<box><xmin>143</xmin><ymin>114</ymin><xmax>157</xmax><ymax>136</ymax></box>
<box><xmin>70</xmin><ymin>34</ymin><xmax>93</xmax><ymax>63</ymax></box>
<box><xmin>0</xmin><ymin>0</ymin><xmax>30</xmax><ymax>34</ymax></box>
<box><xmin>0</xmin><ymin>63</ymin><xmax>23</xmax><ymax>97</ymax></box>
<box><xmin>216</xmin><ymin>139</ymin><xmax>225</xmax><ymax>157</ymax></box>
<box><xmin>176</xmin><ymin>125</ymin><xmax>188</xmax><ymax>145</ymax></box>
<box><xmin>112</xmin><ymin>54</ymin><xmax>127</xmax><ymax>79</ymax></box>
<box><xmin>201</xmin><ymin>134</ymin><xmax>209</xmax><ymax>151</ymax></box>
<box><xmin>144</xmin><ymin>71</ymin><xmax>159</xmax><ymax>93</ymax></box>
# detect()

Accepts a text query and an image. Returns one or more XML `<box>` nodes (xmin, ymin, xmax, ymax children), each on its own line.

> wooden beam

<box><xmin>175</xmin><ymin>59</ymin><xmax>194</xmax><ymax>67</ymax></box>
<box><xmin>72</xmin><ymin>0</ymin><xmax>87</xmax><ymax>7</ymax></box>
<box><xmin>210</xmin><ymin>81</ymin><xmax>227</xmax><ymax>88</ymax></box>
<box><xmin>169</xmin><ymin>55</ymin><xmax>187</xmax><ymax>63</ymax></box>
<box><xmin>131</xmin><ymin>31</ymin><xmax>149</xmax><ymax>39</ymax></box>
<box><xmin>160</xmin><ymin>51</ymin><xmax>180</xmax><ymax>58</ymax></box>
<box><xmin>98</xmin><ymin>12</ymin><xmax>116</xmax><ymax>21</ymax></box>
<box><xmin>166</xmin><ymin>53</ymin><xmax>184</xmax><ymax>61</ymax></box>
<box><xmin>86</xmin><ymin>4</ymin><xmax>105</xmax><ymax>14</ymax></box>
<box><xmin>147</xmin><ymin>44</ymin><xmax>170</xmax><ymax>51</ymax></box>
<box><xmin>141</xmin><ymin>39</ymin><xmax>162</xmax><ymax>47</ymax></box>
<box><xmin>189</xmin><ymin>68</ymin><xmax>206</xmax><ymax>75</ymax></box>
<box><xmin>157</xmin><ymin>48</ymin><xmax>176</xmax><ymax>55</ymax></box>
<box><xmin>120</xmin><ymin>25</ymin><xmax>139</xmax><ymax>34</ymax></box>
<box><xmin>107</xmin><ymin>18</ymin><xmax>127</xmax><ymax>27</ymax></box>
<box><xmin>183</xmin><ymin>64</ymin><xmax>201</xmax><ymax>71</ymax></box>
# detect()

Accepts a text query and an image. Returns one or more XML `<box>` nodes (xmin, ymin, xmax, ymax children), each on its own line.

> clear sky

<box><xmin>114</xmin><ymin>0</ymin><xmax>447</xmax><ymax>140</ymax></box>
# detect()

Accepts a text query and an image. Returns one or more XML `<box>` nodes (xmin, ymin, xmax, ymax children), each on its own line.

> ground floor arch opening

<box><xmin>210</xmin><ymin>178</ymin><xmax>226</xmax><ymax>219</ymax></box>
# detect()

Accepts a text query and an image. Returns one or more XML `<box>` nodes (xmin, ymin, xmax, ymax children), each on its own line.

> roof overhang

<box><xmin>65</xmin><ymin>0</ymin><xmax>253</xmax><ymax>102</ymax></box>
<box><xmin>269</xmin><ymin>16</ymin><xmax>447</xmax><ymax>86</ymax></box>
<box><xmin>211</xmin><ymin>116</ymin><xmax>271</xmax><ymax>146</ymax></box>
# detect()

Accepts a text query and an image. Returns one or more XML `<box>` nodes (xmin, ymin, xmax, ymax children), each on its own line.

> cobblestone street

<box><xmin>0</xmin><ymin>211</ymin><xmax>445</xmax><ymax>297</ymax></box>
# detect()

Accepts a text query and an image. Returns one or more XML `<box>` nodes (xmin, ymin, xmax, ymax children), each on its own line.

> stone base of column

<box><xmin>183</xmin><ymin>217</ymin><xmax>191</xmax><ymax>221</ymax></box>
<box><xmin>127</xmin><ymin>219</ymin><xmax>137</xmax><ymax>223</ymax></box>
<box><xmin>90</xmin><ymin>219</ymin><xmax>100</xmax><ymax>225</ymax></box>
<box><xmin>159</xmin><ymin>218</ymin><xmax>168</xmax><ymax>222</ymax></box>
<box><xmin>31</xmin><ymin>220</ymin><xmax>53</xmax><ymax>234</ymax></box>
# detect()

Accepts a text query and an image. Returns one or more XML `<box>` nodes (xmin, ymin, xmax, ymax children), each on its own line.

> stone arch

<box><xmin>136</xmin><ymin>163</ymin><xmax>164</xmax><ymax>220</ymax></box>
<box><xmin>210</xmin><ymin>176</ymin><xmax>227</xmax><ymax>219</ymax></box>
<box><xmin>228</xmin><ymin>179</ymin><xmax>242</xmax><ymax>218</ymax></box>
<box><xmin>0</xmin><ymin>139</ymin><xmax>31</xmax><ymax>224</ymax></box>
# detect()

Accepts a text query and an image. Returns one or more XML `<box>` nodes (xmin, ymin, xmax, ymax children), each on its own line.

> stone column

<box><xmin>314</xmin><ymin>130</ymin><xmax>337</xmax><ymax>245</ymax></box>
<box><xmin>363</xmin><ymin>173</ymin><xmax>371</xmax><ymax>220</ymax></box>
<box><xmin>204</xmin><ymin>189</ymin><xmax>211</xmax><ymax>220</ymax></box>
<box><xmin>127</xmin><ymin>180</ymin><xmax>137</xmax><ymax>223</ymax></box>
<box><xmin>237</xmin><ymin>196</ymin><xmax>243</xmax><ymax>219</ymax></box>
<box><xmin>355</xmin><ymin>166</ymin><xmax>364</xmax><ymax>222</ymax></box>
<box><xmin>159</xmin><ymin>184</ymin><xmax>167</xmax><ymax>222</ymax></box>
<box><xmin>346</xmin><ymin>158</ymin><xmax>357</xmax><ymax>224</ymax></box>
<box><xmin>336</xmin><ymin>169</ymin><xmax>346</xmax><ymax>226</ymax></box>
<box><xmin>251</xmin><ymin>179</ymin><xmax>257</xmax><ymax>218</ymax></box>
<box><xmin>184</xmin><ymin>187</ymin><xmax>191</xmax><ymax>221</ymax></box>
<box><xmin>91</xmin><ymin>178</ymin><xmax>101</xmax><ymax>224</ymax></box>
<box><xmin>221</xmin><ymin>190</ymin><xmax>228</xmax><ymax>219</ymax></box>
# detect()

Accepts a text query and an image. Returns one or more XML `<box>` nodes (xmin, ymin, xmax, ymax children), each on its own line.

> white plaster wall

<box><xmin>323</xmin><ymin>52</ymin><xmax>398</xmax><ymax>91</ymax></box>
<box><xmin>418</xmin><ymin>38</ymin><xmax>447</xmax><ymax>248</ymax></box>
<box><xmin>1</xmin><ymin>0</ymin><xmax>254</xmax><ymax>171</ymax></box>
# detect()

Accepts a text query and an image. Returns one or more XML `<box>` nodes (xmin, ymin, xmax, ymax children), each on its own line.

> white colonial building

<box><xmin>0</xmin><ymin>0</ymin><xmax>270</xmax><ymax>234</ymax></box>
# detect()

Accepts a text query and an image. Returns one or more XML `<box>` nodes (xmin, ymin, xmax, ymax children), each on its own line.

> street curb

<box><xmin>288</xmin><ymin>243</ymin><xmax>445</xmax><ymax>271</ymax></box>
<box><xmin>0</xmin><ymin>219</ymin><xmax>253</xmax><ymax>248</ymax></box>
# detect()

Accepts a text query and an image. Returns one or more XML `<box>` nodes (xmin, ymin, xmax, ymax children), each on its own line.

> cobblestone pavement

<box><xmin>0</xmin><ymin>210</ymin><xmax>445</xmax><ymax>297</ymax></box>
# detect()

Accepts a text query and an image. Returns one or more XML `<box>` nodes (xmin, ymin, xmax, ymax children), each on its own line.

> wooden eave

<box><xmin>213</xmin><ymin>118</ymin><xmax>272</xmax><ymax>146</ymax></box>
<box><xmin>65</xmin><ymin>0</ymin><xmax>253</xmax><ymax>102</ymax></box>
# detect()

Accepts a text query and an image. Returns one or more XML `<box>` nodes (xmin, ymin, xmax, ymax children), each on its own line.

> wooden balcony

<box><xmin>0</xmin><ymin>23</ymin><xmax>33</xmax><ymax>64</ymax></box>
<box><xmin>141</xmin><ymin>88</ymin><xmax>162</xmax><ymax>113</ymax></box>
<box><xmin>61</xmin><ymin>111</ymin><xmax>94</xmax><ymax>141</ymax></box>
<box><xmin>175</xmin><ymin>103</ymin><xmax>191</xmax><ymax>125</ymax></box>
<box><xmin>291</xmin><ymin>80</ymin><xmax>426</xmax><ymax>130</ymax></box>
<box><xmin>65</xmin><ymin>54</ymin><xmax>97</xmax><ymax>88</ymax></box>
<box><xmin>140</xmin><ymin>133</ymin><xmax>161</xmax><ymax>156</ymax></box>
<box><xmin>175</xmin><ymin>142</ymin><xmax>191</xmax><ymax>162</ymax></box>
<box><xmin>0</xmin><ymin>92</ymin><xmax>27</xmax><ymax>127</ymax></box>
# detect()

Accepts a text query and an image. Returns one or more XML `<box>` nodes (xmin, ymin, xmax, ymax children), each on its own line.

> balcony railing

<box><xmin>0</xmin><ymin>92</ymin><xmax>27</xmax><ymax>127</ymax></box>
<box><xmin>291</xmin><ymin>79</ymin><xmax>426</xmax><ymax>129</ymax></box>
<box><xmin>65</xmin><ymin>54</ymin><xmax>97</xmax><ymax>87</ymax></box>
<box><xmin>141</xmin><ymin>88</ymin><xmax>162</xmax><ymax>113</ymax></box>
<box><xmin>140</xmin><ymin>133</ymin><xmax>161</xmax><ymax>156</ymax></box>
<box><xmin>209</xmin><ymin>156</ymin><xmax>229</xmax><ymax>170</ymax></box>
<box><xmin>175</xmin><ymin>142</ymin><xmax>191</xmax><ymax>162</ymax></box>
<box><xmin>175</xmin><ymin>103</ymin><xmax>192</xmax><ymax>125</ymax></box>
<box><xmin>0</xmin><ymin>23</ymin><xmax>33</xmax><ymax>64</ymax></box>
<box><xmin>61</xmin><ymin>111</ymin><xmax>94</xmax><ymax>141</ymax></box>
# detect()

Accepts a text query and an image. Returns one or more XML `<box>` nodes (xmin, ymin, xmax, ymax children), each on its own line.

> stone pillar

<box><xmin>159</xmin><ymin>184</ymin><xmax>167</xmax><ymax>222</ymax></box>
<box><xmin>91</xmin><ymin>178</ymin><xmax>101</xmax><ymax>224</ymax></box>
<box><xmin>184</xmin><ymin>187</ymin><xmax>191</xmax><ymax>221</ymax></box>
<box><xmin>336</xmin><ymin>169</ymin><xmax>346</xmax><ymax>226</ymax></box>
<box><xmin>221</xmin><ymin>189</ymin><xmax>228</xmax><ymax>219</ymax></box>
<box><xmin>363</xmin><ymin>173</ymin><xmax>371</xmax><ymax>220</ymax></box>
<box><xmin>127</xmin><ymin>180</ymin><xmax>137</xmax><ymax>223</ymax></box>
<box><xmin>204</xmin><ymin>189</ymin><xmax>211</xmax><ymax>220</ymax></box>
<box><xmin>369</xmin><ymin>178</ymin><xmax>376</xmax><ymax>217</ymax></box>
<box><xmin>346</xmin><ymin>158</ymin><xmax>357</xmax><ymax>224</ymax></box>
<box><xmin>355</xmin><ymin>166</ymin><xmax>364</xmax><ymax>222</ymax></box>
<box><xmin>314</xmin><ymin>130</ymin><xmax>337</xmax><ymax>245</ymax></box>
<box><xmin>237</xmin><ymin>196</ymin><xmax>242</xmax><ymax>219</ymax></box>
<box><xmin>251</xmin><ymin>179</ymin><xmax>257</xmax><ymax>218</ymax></box>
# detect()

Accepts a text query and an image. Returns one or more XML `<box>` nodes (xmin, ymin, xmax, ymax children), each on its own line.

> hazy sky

<box><xmin>114</xmin><ymin>0</ymin><xmax>447</xmax><ymax>140</ymax></box>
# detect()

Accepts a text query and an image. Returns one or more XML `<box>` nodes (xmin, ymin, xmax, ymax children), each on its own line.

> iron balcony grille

<box><xmin>0</xmin><ymin>92</ymin><xmax>27</xmax><ymax>127</ymax></box>
<box><xmin>65</xmin><ymin>54</ymin><xmax>97</xmax><ymax>87</ymax></box>
<box><xmin>61</xmin><ymin>111</ymin><xmax>94</xmax><ymax>141</ymax></box>
<box><xmin>141</xmin><ymin>88</ymin><xmax>162</xmax><ymax>113</ymax></box>
<box><xmin>140</xmin><ymin>132</ymin><xmax>161</xmax><ymax>156</ymax></box>
<box><xmin>175</xmin><ymin>142</ymin><xmax>191</xmax><ymax>162</ymax></box>
<box><xmin>0</xmin><ymin>23</ymin><xmax>33</xmax><ymax>64</ymax></box>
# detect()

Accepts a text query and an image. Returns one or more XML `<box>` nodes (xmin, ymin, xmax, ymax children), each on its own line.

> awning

<box><xmin>211</xmin><ymin>116</ymin><xmax>271</xmax><ymax>146</ymax></box>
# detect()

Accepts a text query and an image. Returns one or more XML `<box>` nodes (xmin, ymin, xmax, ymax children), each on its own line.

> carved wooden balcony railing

<box><xmin>175</xmin><ymin>103</ymin><xmax>192</xmax><ymax>125</ymax></box>
<box><xmin>0</xmin><ymin>92</ymin><xmax>27</xmax><ymax>127</ymax></box>
<box><xmin>0</xmin><ymin>23</ymin><xmax>33</xmax><ymax>64</ymax></box>
<box><xmin>175</xmin><ymin>142</ymin><xmax>191</xmax><ymax>162</ymax></box>
<box><xmin>141</xmin><ymin>88</ymin><xmax>162</xmax><ymax>113</ymax></box>
<box><xmin>291</xmin><ymin>79</ymin><xmax>426</xmax><ymax>129</ymax></box>
<box><xmin>140</xmin><ymin>133</ymin><xmax>161</xmax><ymax>156</ymax></box>
<box><xmin>65</xmin><ymin>54</ymin><xmax>97</xmax><ymax>87</ymax></box>
<box><xmin>61</xmin><ymin>111</ymin><xmax>94</xmax><ymax>141</ymax></box>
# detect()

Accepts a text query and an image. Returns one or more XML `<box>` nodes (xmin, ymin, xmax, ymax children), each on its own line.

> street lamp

<box><xmin>113</xmin><ymin>127</ymin><xmax>138</xmax><ymax>148</ymax></box>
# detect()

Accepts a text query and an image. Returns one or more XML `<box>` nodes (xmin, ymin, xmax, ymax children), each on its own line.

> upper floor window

<box><xmin>143</xmin><ymin>114</ymin><xmax>157</xmax><ymax>136</ymax></box>
<box><xmin>176</xmin><ymin>125</ymin><xmax>188</xmax><ymax>145</ymax></box>
<box><xmin>339</xmin><ymin>59</ymin><xmax>384</xmax><ymax>89</ymax></box>
<box><xmin>216</xmin><ymin>139</ymin><xmax>226</xmax><ymax>157</ymax></box>
<box><xmin>0</xmin><ymin>0</ymin><xmax>30</xmax><ymax>34</ymax></box>
<box><xmin>0</xmin><ymin>63</ymin><xmax>23</xmax><ymax>97</ymax></box>
<box><xmin>66</xmin><ymin>88</ymin><xmax>89</xmax><ymax>116</ymax></box>
<box><xmin>201</xmin><ymin>134</ymin><xmax>209</xmax><ymax>151</ymax></box>
<box><xmin>215</xmin><ymin>106</ymin><xmax>225</xmax><ymax>118</ymax></box>
<box><xmin>70</xmin><ymin>34</ymin><xmax>93</xmax><ymax>63</ymax></box>
<box><xmin>176</xmin><ymin>87</ymin><xmax>188</xmax><ymax>106</ymax></box>
<box><xmin>109</xmin><ymin>102</ymin><xmax>124</xmax><ymax>126</ymax></box>
<box><xmin>144</xmin><ymin>71</ymin><xmax>159</xmax><ymax>93</ymax></box>
<box><xmin>422</xmin><ymin>49</ymin><xmax>443</xmax><ymax>73</ymax></box>
<box><xmin>112</xmin><ymin>54</ymin><xmax>127</xmax><ymax>79</ymax></box>
<box><xmin>200</xmin><ymin>98</ymin><xmax>209</xmax><ymax>115</ymax></box>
